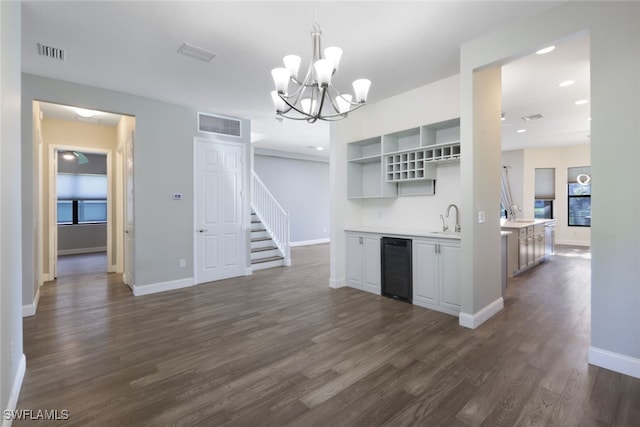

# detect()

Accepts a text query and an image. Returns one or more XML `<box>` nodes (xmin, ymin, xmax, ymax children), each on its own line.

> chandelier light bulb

<box><xmin>283</xmin><ymin>55</ymin><xmax>301</xmax><ymax>80</ymax></box>
<box><xmin>271</xmin><ymin>91</ymin><xmax>285</xmax><ymax>112</ymax></box>
<box><xmin>301</xmin><ymin>98</ymin><xmax>317</xmax><ymax>115</ymax></box>
<box><xmin>324</xmin><ymin>47</ymin><xmax>343</xmax><ymax>72</ymax></box>
<box><xmin>352</xmin><ymin>79</ymin><xmax>371</xmax><ymax>103</ymax></box>
<box><xmin>271</xmin><ymin>67</ymin><xmax>290</xmax><ymax>94</ymax></box>
<box><xmin>314</xmin><ymin>59</ymin><xmax>334</xmax><ymax>86</ymax></box>
<box><xmin>336</xmin><ymin>94</ymin><xmax>352</xmax><ymax>114</ymax></box>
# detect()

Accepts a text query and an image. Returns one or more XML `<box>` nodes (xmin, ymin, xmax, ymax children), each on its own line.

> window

<box><xmin>534</xmin><ymin>200</ymin><xmax>553</xmax><ymax>219</ymax></box>
<box><xmin>567</xmin><ymin>166</ymin><xmax>591</xmax><ymax>227</ymax></box>
<box><xmin>535</xmin><ymin>168</ymin><xmax>555</xmax><ymax>220</ymax></box>
<box><xmin>57</xmin><ymin>173</ymin><xmax>107</xmax><ymax>224</ymax></box>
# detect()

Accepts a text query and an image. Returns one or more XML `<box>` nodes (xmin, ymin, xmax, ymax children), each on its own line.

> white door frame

<box><xmin>193</xmin><ymin>137</ymin><xmax>249</xmax><ymax>285</ymax></box>
<box><xmin>122</xmin><ymin>133</ymin><xmax>134</xmax><ymax>288</ymax></box>
<box><xmin>48</xmin><ymin>144</ymin><xmax>114</xmax><ymax>278</ymax></box>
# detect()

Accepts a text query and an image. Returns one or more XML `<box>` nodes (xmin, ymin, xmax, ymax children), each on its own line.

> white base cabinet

<box><xmin>413</xmin><ymin>238</ymin><xmax>461</xmax><ymax>316</ymax></box>
<box><xmin>345</xmin><ymin>232</ymin><xmax>381</xmax><ymax>295</ymax></box>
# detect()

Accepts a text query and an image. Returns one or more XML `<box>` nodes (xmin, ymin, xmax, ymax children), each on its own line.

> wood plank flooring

<box><xmin>16</xmin><ymin>245</ymin><xmax>640</xmax><ymax>426</ymax></box>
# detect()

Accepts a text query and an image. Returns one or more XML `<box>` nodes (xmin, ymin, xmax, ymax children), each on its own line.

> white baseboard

<box><xmin>290</xmin><ymin>238</ymin><xmax>330</xmax><ymax>247</ymax></box>
<box><xmin>459</xmin><ymin>297</ymin><xmax>504</xmax><ymax>329</ymax></box>
<box><xmin>108</xmin><ymin>263</ymin><xmax>117</xmax><ymax>273</ymax></box>
<box><xmin>555</xmin><ymin>239</ymin><xmax>590</xmax><ymax>247</ymax></box>
<box><xmin>589</xmin><ymin>347</ymin><xmax>640</xmax><ymax>379</ymax></box>
<box><xmin>244</xmin><ymin>267</ymin><xmax>253</xmax><ymax>276</ymax></box>
<box><xmin>2</xmin><ymin>354</ymin><xmax>26</xmax><ymax>427</ymax></box>
<box><xmin>132</xmin><ymin>277</ymin><xmax>194</xmax><ymax>296</ymax></box>
<box><xmin>58</xmin><ymin>246</ymin><xmax>107</xmax><ymax>256</ymax></box>
<box><xmin>329</xmin><ymin>278</ymin><xmax>346</xmax><ymax>289</ymax></box>
<box><xmin>22</xmin><ymin>287</ymin><xmax>41</xmax><ymax>317</ymax></box>
<box><xmin>41</xmin><ymin>273</ymin><xmax>54</xmax><ymax>283</ymax></box>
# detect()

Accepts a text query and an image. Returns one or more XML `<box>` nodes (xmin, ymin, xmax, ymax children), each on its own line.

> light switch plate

<box><xmin>477</xmin><ymin>210</ymin><xmax>485</xmax><ymax>223</ymax></box>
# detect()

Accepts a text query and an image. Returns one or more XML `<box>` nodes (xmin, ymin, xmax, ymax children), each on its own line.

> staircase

<box><xmin>250</xmin><ymin>211</ymin><xmax>285</xmax><ymax>270</ymax></box>
<box><xmin>251</xmin><ymin>171</ymin><xmax>291</xmax><ymax>271</ymax></box>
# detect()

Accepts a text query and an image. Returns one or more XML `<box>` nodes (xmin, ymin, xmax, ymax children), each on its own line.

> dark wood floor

<box><xmin>17</xmin><ymin>245</ymin><xmax>640</xmax><ymax>426</ymax></box>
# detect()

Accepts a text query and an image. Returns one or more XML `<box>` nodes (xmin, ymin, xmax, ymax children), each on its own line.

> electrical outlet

<box><xmin>179</xmin><ymin>259</ymin><xmax>186</xmax><ymax>268</ymax></box>
<box><xmin>477</xmin><ymin>210</ymin><xmax>486</xmax><ymax>223</ymax></box>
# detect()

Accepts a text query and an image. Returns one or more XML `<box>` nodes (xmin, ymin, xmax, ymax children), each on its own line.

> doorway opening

<box><xmin>499</xmin><ymin>34</ymin><xmax>591</xmax><ymax>296</ymax></box>
<box><xmin>36</xmin><ymin>101</ymin><xmax>135</xmax><ymax>290</ymax></box>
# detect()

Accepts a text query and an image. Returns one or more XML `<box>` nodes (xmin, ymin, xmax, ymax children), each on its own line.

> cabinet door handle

<box><xmin>359</xmin><ymin>236</ymin><xmax>363</xmax><ymax>244</ymax></box>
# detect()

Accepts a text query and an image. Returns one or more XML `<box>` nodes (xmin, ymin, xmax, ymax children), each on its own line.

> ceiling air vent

<box><xmin>521</xmin><ymin>113</ymin><xmax>544</xmax><ymax>122</ymax></box>
<box><xmin>198</xmin><ymin>113</ymin><xmax>241</xmax><ymax>137</ymax></box>
<box><xmin>178</xmin><ymin>42</ymin><xmax>217</xmax><ymax>62</ymax></box>
<box><xmin>38</xmin><ymin>43</ymin><xmax>66</xmax><ymax>61</ymax></box>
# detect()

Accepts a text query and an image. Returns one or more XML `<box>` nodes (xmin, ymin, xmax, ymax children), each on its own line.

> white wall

<box><xmin>1</xmin><ymin>0</ymin><xmax>25</xmax><ymax>416</ymax></box>
<box><xmin>22</xmin><ymin>74</ymin><xmax>251</xmax><ymax>301</ymax></box>
<box><xmin>253</xmin><ymin>151</ymin><xmax>329</xmax><ymax>244</ymax></box>
<box><xmin>58</xmin><ymin>224</ymin><xmax>108</xmax><ymax>255</ymax></box>
<box><xmin>461</xmin><ymin>1</ymin><xmax>640</xmax><ymax>377</ymax></box>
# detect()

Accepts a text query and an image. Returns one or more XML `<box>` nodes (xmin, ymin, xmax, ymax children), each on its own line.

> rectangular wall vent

<box><xmin>521</xmin><ymin>113</ymin><xmax>544</xmax><ymax>122</ymax></box>
<box><xmin>198</xmin><ymin>113</ymin><xmax>241</xmax><ymax>138</ymax></box>
<box><xmin>38</xmin><ymin>43</ymin><xmax>66</xmax><ymax>61</ymax></box>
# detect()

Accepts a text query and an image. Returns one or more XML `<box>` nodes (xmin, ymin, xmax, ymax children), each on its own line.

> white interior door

<box><xmin>195</xmin><ymin>141</ymin><xmax>244</xmax><ymax>284</ymax></box>
<box><xmin>123</xmin><ymin>133</ymin><xmax>134</xmax><ymax>288</ymax></box>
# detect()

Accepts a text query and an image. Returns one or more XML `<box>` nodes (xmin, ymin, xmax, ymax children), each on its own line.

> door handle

<box><xmin>198</xmin><ymin>229</ymin><xmax>208</xmax><ymax>233</ymax></box>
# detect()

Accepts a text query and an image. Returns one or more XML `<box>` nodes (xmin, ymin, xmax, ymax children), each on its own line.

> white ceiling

<box><xmin>23</xmin><ymin>1</ymin><xmax>588</xmax><ymax>156</ymax></box>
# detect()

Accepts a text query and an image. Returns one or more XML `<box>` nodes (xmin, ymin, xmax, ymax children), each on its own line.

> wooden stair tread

<box><xmin>251</xmin><ymin>246</ymin><xmax>278</xmax><ymax>253</ymax></box>
<box><xmin>252</xmin><ymin>255</ymin><xmax>284</xmax><ymax>264</ymax></box>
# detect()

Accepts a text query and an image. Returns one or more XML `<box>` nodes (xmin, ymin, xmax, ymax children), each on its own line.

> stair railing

<box><xmin>251</xmin><ymin>171</ymin><xmax>291</xmax><ymax>266</ymax></box>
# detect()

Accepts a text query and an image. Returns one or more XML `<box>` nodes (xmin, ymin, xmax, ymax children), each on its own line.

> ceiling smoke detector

<box><xmin>177</xmin><ymin>42</ymin><xmax>217</xmax><ymax>62</ymax></box>
<box><xmin>521</xmin><ymin>114</ymin><xmax>544</xmax><ymax>122</ymax></box>
<box><xmin>38</xmin><ymin>43</ymin><xmax>66</xmax><ymax>61</ymax></box>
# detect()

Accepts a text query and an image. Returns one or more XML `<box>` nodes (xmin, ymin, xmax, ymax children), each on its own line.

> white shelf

<box><xmin>346</xmin><ymin>118</ymin><xmax>460</xmax><ymax>199</ymax></box>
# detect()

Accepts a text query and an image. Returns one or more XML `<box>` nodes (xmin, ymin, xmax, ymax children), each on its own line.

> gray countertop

<box><xmin>500</xmin><ymin>219</ymin><xmax>555</xmax><ymax>229</ymax></box>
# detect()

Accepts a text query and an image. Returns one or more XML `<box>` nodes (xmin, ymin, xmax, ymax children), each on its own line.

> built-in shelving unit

<box><xmin>346</xmin><ymin>118</ymin><xmax>460</xmax><ymax>199</ymax></box>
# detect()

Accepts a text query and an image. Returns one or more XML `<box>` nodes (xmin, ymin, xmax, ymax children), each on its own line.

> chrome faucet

<box><xmin>446</xmin><ymin>204</ymin><xmax>461</xmax><ymax>232</ymax></box>
<box><xmin>439</xmin><ymin>214</ymin><xmax>449</xmax><ymax>232</ymax></box>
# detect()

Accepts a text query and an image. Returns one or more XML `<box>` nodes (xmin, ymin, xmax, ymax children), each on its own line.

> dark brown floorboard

<box><xmin>16</xmin><ymin>244</ymin><xmax>640</xmax><ymax>426</ymax></box>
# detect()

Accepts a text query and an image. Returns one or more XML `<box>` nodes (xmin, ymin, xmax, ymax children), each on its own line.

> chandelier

<box><xmin>270</xmin><ymin>22</ymin><xmax>371</xmax><ymax>123</ymax></box>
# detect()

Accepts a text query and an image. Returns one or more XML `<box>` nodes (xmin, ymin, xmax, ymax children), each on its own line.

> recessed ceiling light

<box><xmin>575</xmin><ymin>99</ymin><xmax>589</xmax><ymax>105</ymax></box>
<box><xmin>516</xmin><ymin>129</ymin><xmax>527</xmax><ymax>133</ymax></box>
<box><xmin>62</xmin><ymin>152</ymin><xmax>75</xmax><ymax>160</ymax></box>
<box><xmin>75</xmin><ymin>108</ymin><xmax>95</xmax><ymax>118</ymax></box>
<box><xmin>536</xmin><ymin>45</ymin><xmax>555</xmax><ymax>55</ymax></box>
<box><xmin>559</xmin><ymin>80</ymin><xmax>576</xmax><ymax>87</ymax></box>
<box><xmin>316</xmin><ymin>147</ymin><xmax>324</xmax><ymax>151</ymax></box>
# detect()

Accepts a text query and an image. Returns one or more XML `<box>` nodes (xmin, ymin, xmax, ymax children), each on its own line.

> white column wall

<box><xmin>461</xmin><ymin>1</ymin><xmax>640</xmax><ymax>376</ymax></box>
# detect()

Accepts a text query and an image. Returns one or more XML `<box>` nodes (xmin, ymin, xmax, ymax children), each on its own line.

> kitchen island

<box><xmin>501</xmin><ymin>219</ymin><xmax>555</xmax><ymax>277</ymax></box>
